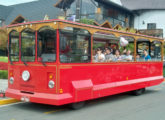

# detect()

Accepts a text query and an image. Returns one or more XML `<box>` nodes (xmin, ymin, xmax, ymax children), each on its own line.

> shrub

<box><xmin>0</xmin><ymin>56</ymin><xmax>8</xmax><ymax>63</ymax></box>
<box><xmin>0</xmin><ymin>70</ymin><xmax>8</xmax><ymax>79</ymax></box>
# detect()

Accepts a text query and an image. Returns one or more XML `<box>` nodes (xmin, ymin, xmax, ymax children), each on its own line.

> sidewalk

<box><xmin>0</xmin><ymin>79</ymin><xmax>8</xmax><ymax>92</ymax></box>
<box><xmin>0</xmin><ymin>79</ymin><xmax>8</xmax><ymax>99</ymax></box>
<box><xmin>0</xmin><ymin>79</ymin><xmax>20</xmax><ymax>105</ymax></box>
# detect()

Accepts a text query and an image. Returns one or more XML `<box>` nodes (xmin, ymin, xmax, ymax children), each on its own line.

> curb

<box><xmin>0</xmin><ymin>98</ymin><xmax>20</xmax><ymax>105</ymax></box>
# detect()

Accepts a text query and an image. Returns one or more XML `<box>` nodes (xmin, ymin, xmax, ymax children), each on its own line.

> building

<box><xmin>0</xmin><ymin>0</ymin><xmax>63</xmax><ymax>26</ymax></box>
<box><xmin>121</xmin><ymin>0</ymin><xmax>165</xmax><ymax>38</ymax></box>
<box><xmin>55</xmin><ymin>0</ymin><xmax>134</xmax><ymax>28</ymax></box>
<box><xmin>0</xmin><ymin>0</ymin><xmax>134</xmax><ymax>28</ymax></box>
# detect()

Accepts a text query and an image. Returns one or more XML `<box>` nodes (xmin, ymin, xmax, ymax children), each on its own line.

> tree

<box><xmin>0</xmin><ymin>28</ymin><xmax>8</xmax><ymax>50</ymax></box>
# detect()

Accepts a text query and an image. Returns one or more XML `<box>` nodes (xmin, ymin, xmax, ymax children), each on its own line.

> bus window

<box><xmin>21</xmin><ymin>29</ymin><xmax>35</xmax><ymax>62</ymax></box>
<box><xmin>93</xmin><ymin>32</ymin><xmax>119</xmax><ymax>62</ymax></box>
<box><xmin>37</xmin><ymin>27</ymin><xmax>56</xmax><ymax>62</ymax></box>
<box><xmin>9</xmin><ymin>30</ymin><xmax>19</xmax><ymax>62</ymax></box>
<box><xmin>137</xmin><ymin>41</ymin><xmax>149</xmax><ymax>61</ymax></box>
<box><xmin>150</xmin><ymin>41</ymin><xmax>161</xmax><ymax>61</ymax></box>
<box><xmin>119</xmin><ymin>36</ymin><xmax>134</xmax><ymax>62</ymax></box>
<box><xmin>59</xmin><ymin>27</ymin><xmax>91</xmax><ymax>63</ymax></box>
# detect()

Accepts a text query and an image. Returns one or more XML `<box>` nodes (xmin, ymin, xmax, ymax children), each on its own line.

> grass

<box><xmin>0</xmin><ymin>56</ymin><xmax>8</xmax><ymax>63</ymax></box>
<box><xmin>0</xmin><ymin>70</ymin><xmax>8</xmax><ymax>79</ymax></box>
<box><xmin>0</xmin><ymin>56</ymin><xmax>8</xmax><ymax>79</ymax></box>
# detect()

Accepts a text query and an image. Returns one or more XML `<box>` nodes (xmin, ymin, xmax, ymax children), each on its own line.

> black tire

<box><xmin>69</xmin><ymin>101</ymin><xmax>85</xmax><ymax>110</ymax></box>
<box><xmin>132</xmin><ymin>88</ymin><xmax>146</xmax><ymax>96</ymax></box>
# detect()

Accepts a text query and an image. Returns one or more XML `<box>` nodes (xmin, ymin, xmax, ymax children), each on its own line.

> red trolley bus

<box><xmin>6</xmin><ymin>19</ymin><xmax>164</xmax><ymax>109</ymax></box>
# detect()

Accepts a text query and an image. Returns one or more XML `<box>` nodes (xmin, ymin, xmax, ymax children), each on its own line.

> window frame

<box><xmin>21</xmin><ymin>28</ymin><xmax>36</xmax><ymax>62</ymax></box>
<box><xmin>37</xmin><ymin>27</ymin><xmax>57</xmax><ymax>63</ymax></box>
<box><xmin>59</xmin><ymin>27</ymin><xmax>91</xmax><ymax>64</ymax></box>
<box><xmin>9</xmin><ymin>30</ymin><xmax>20</xmax><ymax>62</ymax></box>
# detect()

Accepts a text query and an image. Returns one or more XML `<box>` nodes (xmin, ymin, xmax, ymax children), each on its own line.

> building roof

<box><xmin>0</xmin><ymin>0</ymin><xmax>63</xmax><ymax>25</ymax></box>
<box><xmin>54</xmin><ymin>0</ymin><xmax>74</xmax><ymax>9</ymax></box>
<box><xmin>121</xmin><ymin>0</ymin><xmax>165</xmax><ymax>10</ymax></box>
<box><xmin>0</xmin><ymin>5</ymin><xmax>13</xmax><ymax>20</ymax></box>
<box><xmin>95</xmin><ymin>0</ymin><xmax>133</xmax><ymax>13</ymax></box>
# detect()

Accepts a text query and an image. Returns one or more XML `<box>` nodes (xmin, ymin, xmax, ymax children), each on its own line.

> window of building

<box><xmin>147</xmin><ymin>23</ymin><xmax>156</xmax><ymax>29</ymax></box>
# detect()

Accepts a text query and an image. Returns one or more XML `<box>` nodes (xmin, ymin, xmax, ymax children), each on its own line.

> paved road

<box><xmin>0</xmin><ymin>82</ymin><xmax>165</xmax><ymax>120</ymax></box>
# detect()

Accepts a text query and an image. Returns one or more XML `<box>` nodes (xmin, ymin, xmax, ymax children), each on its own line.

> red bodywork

<box><xmin>6</xmin><ymin>20</ymin><xmax>164</xmax><ymax>106</ymax></box>
<box><xmin>6</xmin><ymin>62</ymin><xmax>164</xmax><ymax>105</ymax></box>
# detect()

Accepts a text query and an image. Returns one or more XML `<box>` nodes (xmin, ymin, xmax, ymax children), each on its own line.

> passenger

<box><xmin>122</xmin><ymin>50</ymin><xmax>133</xmax><ymax>62</ymax></box>
<box><xmin>113</xmin><ymin>50</ymin><xmax>122</xmax><ymax>62</ymax></box>
<box><xmin>136</xmin><ymin>54</ymin><xmax>140</xmax><ymax>61</ymax></box>
<box><xmin>143</xmin><ymin>50</ymin><xmax>151</xmax><ymax>61</ymax></box>
<box><xmin>105</xmin><ymin>48</ymin><xmax>114</xmax><ymax>62</ymax></box>
<box><xmin>94</xmin><ymin>48</ymin><xmax>105</xmax><ymax>62</ymax></box>
<box><xmin>104</xmin><ymin>47</ymin><xmax>108</xmax><ymax>55</ymax></box>
<box><xmin>122</xmin><ymin>47</ymin><xmax>127</xmax><ymax>55</ymax></box>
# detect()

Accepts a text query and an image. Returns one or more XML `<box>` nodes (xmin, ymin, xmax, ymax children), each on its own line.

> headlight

<box><xmin>48</xmin><ymin>80</ymin><xmax>55</xmax><ymax>88</ymax></box>
<box><xmin>22</xmin><ymin>71</ymin><xmax>30</xmax><ymax>81</ymax></box>
<box><xmin>9</xmin><ymin>77</ymin><xmax>14</xmax><ymax>84</ymax></box>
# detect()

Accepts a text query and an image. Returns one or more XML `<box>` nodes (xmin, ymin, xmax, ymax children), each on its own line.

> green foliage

<box><xmin>93</xmin><ymin>43</ymin><xmax>105</xmax><ymax>50</ymax></box>
<box><xmin>119</xmin><ymin>43</ymin><xmax>134</xmax><ymax>53</ymax></box>
<box><xmin>80</xmin><ymin>18</ymin><xmax>95</xmax><ymax>25</ymax></box>
<box><xmin>0</xmin><ymin>56</ymin><xmax>8</xmax><ymax>62</ymax></box>
<box><xmin>0</xmin><ymin>70</ymin><xmax>8</xmax><ymax>79</ymax></box>
<box><xmin>0</xmin><ymin>28</ymin><xmax>8</xmax><ymax>50</ymax></box>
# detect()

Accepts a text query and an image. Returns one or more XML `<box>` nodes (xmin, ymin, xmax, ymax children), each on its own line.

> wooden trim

<box><xmin>10</xmin><ymin>15</ymin><xmax>27</xmax><ymax>25</ymax></box>
<box><xmin>93</xmin><ymin>21</ymin><xmax>100</xmax><ymax>26</ymax></box>
<box><xmin>134</xmin><ymin>38</ymin><xmax>137</xmax><ymax>61</ymax></box>
<box><xmin>113</xmin><ymin>24</ymin><xmax>122</xmax><ymax>30</ymax></box>
<box><xmin>54</xmin><ymin>0</ymin><xmax>63</xmax><ymax>7</ymax></box>
<box><xmin>7</xmin><ymin>19</ymin><xmax>164</xmax><ymax>41</ymax></box>
<box><xmin>161</xmin><ymin>42</ymin><xmax>164</xmax><ymax>61</ymax></box>
<box><xmin>100</xmin><ymin>20</ymin><xmax>112</xmax><ymax>29</ymax></box>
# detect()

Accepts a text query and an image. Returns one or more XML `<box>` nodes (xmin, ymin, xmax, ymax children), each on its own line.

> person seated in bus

<box><xmin>103</xmin><ymin>47</ymin><xmax>107</xmax><ymax>55</ymax></box>
<box><xmin>105</xmin><ymin>48</ymin><xmax>114</xmax><ymax>62</ymax></box>
<box><xmin>122</xmin><ymin>47</ymin><xmax>127</xmax><ymax>55</ymax></box>
<box><xmin>136</xmin><ymin>54</ymin><xmax>140</xmax><ymax>61</ymax></box>
<box><xmin>113</xmin><ymin>50</ymin><xmax>122</xmax><ymax>62</ymax></box>
<box><xmin>143</xmin><ymin>50</ymin><xmax>151</xmax><ymax>61</ymax></box>
<box><xmin>94</xmin><ymin>48</ymin><xmax>105</xmax><ymax>62</ymax></box>
<box><xmin>121</xmin><ymin>50</ymin><xmax>133</xmax><ymax>62</ymax></box>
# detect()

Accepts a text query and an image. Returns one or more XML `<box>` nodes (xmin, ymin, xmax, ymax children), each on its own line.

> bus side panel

<box><xmin>59</xmin><ymin>62</ymin><xmax>163</xmax><ymax>102</ymax></box>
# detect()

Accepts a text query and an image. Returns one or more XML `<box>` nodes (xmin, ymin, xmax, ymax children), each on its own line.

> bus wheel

<box><xmin>132</xmin><ymin>88</ymin><xmax>145</xmax><ymax>96</ymax></box>
<box><xmin>69</xmin><ymin>102</ymin><xmax>85</xmax><ymax>110</ymax></box>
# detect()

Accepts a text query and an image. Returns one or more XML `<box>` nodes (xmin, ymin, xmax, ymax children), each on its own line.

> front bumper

<box><xmin>6</xmin><ymin>88</ymin><xmax>73</xmax><ymax>105</ymax></box>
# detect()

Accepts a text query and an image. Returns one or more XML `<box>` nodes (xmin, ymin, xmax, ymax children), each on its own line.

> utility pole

<box><xmin>76</xmin><ymin>0</ymin><xmax>81</xmax><ymax>22</ymax></box>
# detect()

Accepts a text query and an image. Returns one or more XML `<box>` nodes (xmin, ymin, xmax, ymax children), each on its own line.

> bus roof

<box><xmin>7</xmin><ymin>19</ymin><xmax>164</xmax><ymax>41</ymax></box>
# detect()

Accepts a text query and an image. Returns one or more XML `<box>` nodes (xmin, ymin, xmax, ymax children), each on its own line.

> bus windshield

<box><xmin>37</xmin><ymin>27</ymin><xmax>56</xmax><ymax>62</ymax></box>
<box><xmin>21</xmin><ymin>29</ymin><xmax>35</xmax><ymax>62</ymax></box>
<box><xmin>9</xmin><ymin>30</ymin><xmax>19</xmax><ymax>62</ymax></box>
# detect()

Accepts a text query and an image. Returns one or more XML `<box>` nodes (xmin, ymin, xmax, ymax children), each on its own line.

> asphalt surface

<box><xmin>0</xmin><ymin>82</ymin><xmax>165</xmax><ymax>120</ymax></box>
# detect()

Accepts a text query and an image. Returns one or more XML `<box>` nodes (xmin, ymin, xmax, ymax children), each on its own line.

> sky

<box><xmin>0</xmin><ymin>0</ymin><xmax>122</xmax><ymax>6</ymax></box>
<box><xmin>0</xmin><ymin>0</ymin><xmax>38</xmax><ymax>6</ymax></box>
